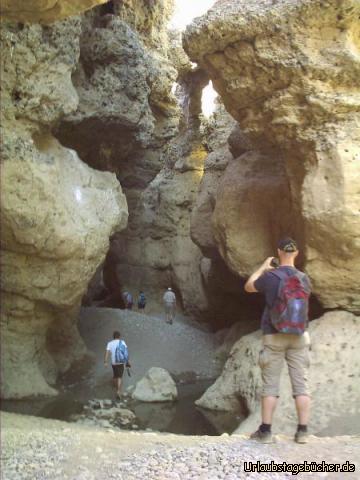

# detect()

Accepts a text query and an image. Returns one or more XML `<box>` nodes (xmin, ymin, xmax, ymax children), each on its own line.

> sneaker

<box><xmin>250</xmin><ymin>429</ymin><xmax>273</xmax><ymax>444</ymax></box>
<box><xmin>294</xmin><ymin>430</ymin><xmax>309</xmax><ymax>444</ymax></box>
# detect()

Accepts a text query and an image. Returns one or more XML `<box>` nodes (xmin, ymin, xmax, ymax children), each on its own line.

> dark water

<box><xmin>1</xmin><ymin>378</ymin><xmax>244</xmax><ymax>436</ymax></box>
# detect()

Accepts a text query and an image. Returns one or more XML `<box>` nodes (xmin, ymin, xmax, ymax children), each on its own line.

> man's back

<box><xmin>107</xmin><ymin>338</ymin><xmax>127</xmax><ymax>365</ymax></box>
<box><xmin>254</xmin><ymin>266</ymin><xmax>311</xmax><ymax>334</ymax></box>
<box><xmin>163</xmin><ymin>290</ymin><xmax>176</xmax><ymax>304</ymax></box>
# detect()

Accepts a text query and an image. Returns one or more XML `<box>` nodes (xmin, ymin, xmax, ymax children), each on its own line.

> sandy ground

<box><xmin>79</xmin><ymin>307</ymin><xmax>222</xmax><ymax>387</ymax></box>
<box><xmin>2</xmin><ymin>412</ymin><xmax>359</xmax><ymax>480</ymax></box>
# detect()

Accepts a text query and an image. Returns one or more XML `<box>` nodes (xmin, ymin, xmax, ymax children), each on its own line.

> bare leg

<box><xmin>165</xmin><ymin>306</ymin><xmax>170</xmax><ymax>323</ymax></box>
<box><xmin>261</xmin><ymin>396</ymin><xmax>278</xmax><ymax>424</ymax></box>
<box><xmin>295</xmin><ymin>395</ymin><xmax>310</xmax><ymax>424</ymax></box>
<box><xmin>116</xmin><ymin>377</ymin><xmax>122</xmax><ymax>397</ymax></box>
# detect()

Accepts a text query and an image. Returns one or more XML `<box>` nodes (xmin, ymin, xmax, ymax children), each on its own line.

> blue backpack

<box><xmin>269</xmin><ymin>269</ymin><xmax>311</xmax><ymax>335</ymax></box>
<box><xmin>115</xmin><ymin>340</ymin><xmax>129</xmax><ymax>364</ymax></box>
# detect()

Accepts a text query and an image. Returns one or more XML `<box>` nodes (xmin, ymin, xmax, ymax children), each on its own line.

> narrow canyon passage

<box><xmin>1</xmin><ymin>0</ymin><xmax>360</xmax><ymax>478</ymax></box>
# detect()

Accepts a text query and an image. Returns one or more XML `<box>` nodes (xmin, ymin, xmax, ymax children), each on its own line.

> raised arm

<box><xmin>244</xmin><ymin>257</ymin><xmax>274</xmax><ymax>293</ymax></box>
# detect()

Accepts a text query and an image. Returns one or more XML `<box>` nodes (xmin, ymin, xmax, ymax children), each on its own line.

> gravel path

<box><xmin>79</xmin><ymin>307</ymin><xmax>222</xmax><ymax>386</ymax></box>
<box><xmin>2</xmin><ymin>412</ymin><xmax>359</xmax><ymax>480</ymax></box>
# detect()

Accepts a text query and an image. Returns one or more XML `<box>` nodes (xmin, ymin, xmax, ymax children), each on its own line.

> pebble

<box><xmin>108</xmin><ymin>443</ymin><xmax>295</xmax><ymax>480</ymax></box>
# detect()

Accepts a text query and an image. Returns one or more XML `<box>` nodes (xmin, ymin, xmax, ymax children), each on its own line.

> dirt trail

<box><xmin>79</xmin><ymin>307</ymin><xmax>222</xmax><ymax>386</ymax></box>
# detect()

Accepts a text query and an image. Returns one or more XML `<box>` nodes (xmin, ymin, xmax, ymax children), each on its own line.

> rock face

<box><xmin>132</xmin><ymin>367</ymin><xmax>178</xmax><ymax>402</ymax></box>
<box><xmin>196</xmin><ymin>311</ymin><xmax>360</xmax><ymax>435</ymax></box>
<box><xmin>56</xmin><ymin>3</ymin><xmax>261</xmax><ymax>325</ymax></box>
<box><xmin>0</xmin><ymin>19</ymin><xmax>127</xmax><ymax>398</ymax></box>
<box><xmin>0</xmin><ymin>0</ymin><xmax>107</xmax><ymax>23</ymax></box>
<box><xmin>56</xmin><ymin>3</ymin><xmax>200</xmax><ymax>314</ymax></box>
<box><xmin>184</xmin><ymin>0</ymin><xmax>360</xmax><ymax>312</ymax></box>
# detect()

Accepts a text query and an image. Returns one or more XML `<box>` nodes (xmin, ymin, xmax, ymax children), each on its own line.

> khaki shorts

<box><xmin>259</xmin><ymin>332</ymin><xmax>310</xmax><ymax>398</ymax></box>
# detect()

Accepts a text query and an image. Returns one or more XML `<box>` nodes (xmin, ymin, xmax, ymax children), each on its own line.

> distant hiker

<box><xmin>123</xmin><ymin>291</ymin><xmax>133</xmax><ymax>310</ymax></box>
<box><xmin>137</xmin><ymin>291</ymin><xmax>146</xmax><ymax>310</ymax></box>
<box><xmin>104</xmin><ymin>330</ymin><xmax>131</xmax><ymax>399</ymax></box>
<box><xmin>244</xmin><ymin>237</ymin><xmax>311</xmax><ymax>444</ymax></box>
<box><xmin>163</xmin><ymin>287</ymin><xmax>176</xmax><ymax>324</ymax></box>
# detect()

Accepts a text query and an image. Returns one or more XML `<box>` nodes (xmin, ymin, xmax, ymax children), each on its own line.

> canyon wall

<box><xmin>0</xmin><ymin>0</ymin><xmax>107</xmax><ymax>23</ymax></box>
<box><xmin>184</xmin><ymin>0</ymin><xmax>360</xmax><ymax>313</ymax></box>
<box><xmin>56</xmin><ymin>5</ymin><xmax>254</xmax><ymax>323</ymax></box>
<box><xmin>0</xmin><ymin>18</ymin><xmax>127</xmax><ymax>398</ymax></box>
<box><xmin>182</xmin><ymin>0</ymin><xmax>360</xmax><ymax>433</ymax></box>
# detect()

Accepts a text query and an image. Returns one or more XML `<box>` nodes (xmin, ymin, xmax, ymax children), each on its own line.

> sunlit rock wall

<box><xmin>56</xmin><ymin>4</ymin><xmax>211</xmax><ymax>317</ymax></box>
<box><xmin>0</xmin><ymin>19</ymin><xmax>127</xmax><ymax>398</ymax></box>
<box><xmin>0</xmin><ymin>0</ymin><xmax>107</xmax><ymax>23</ymax></box>
<box><xmin>184</xmin><ymin>0</ymin><xmax>360</xmax><ymax>312</ymax></box>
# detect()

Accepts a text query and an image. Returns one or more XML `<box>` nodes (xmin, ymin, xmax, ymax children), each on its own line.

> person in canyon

<box><xmin>244</xmin><ymin>237</ymin><xmax>311</xmax><ymax>444</ymax></box>
<box><xmin>122</xmin><ymin>291</ymin><xmax>133</xmax><ymax>310</ymax></box>
<box><xmin>163</xmin><ymin>287</ymin><xmax>176</xmax><ymax>324</ymax></box>
<box><xmin>104</xmin><ymin>331</ymin><xmax>131</xmax><ymax>399</ymax></box>
<box><xmin>137</xmin><ymin>291</ymin><xmax>146</xmax><ymax>311</ymax></box>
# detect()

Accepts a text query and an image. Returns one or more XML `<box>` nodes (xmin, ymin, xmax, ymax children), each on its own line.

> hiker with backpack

<box><xmin>137</xmin><ymin>291</ymin><xmax>146</xmax><ymax>311</ymax></box>
<box><xmin>244</xmin><ymin>237</ymin><xmax>311</xmax><ymax>444</ymax></box>
<box><xmin>104</xmin><ymin>330</ymin><xmax>131</xmax><ymax>399</ymax></box>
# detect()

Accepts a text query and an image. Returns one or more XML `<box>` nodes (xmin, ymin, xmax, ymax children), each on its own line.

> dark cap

<box><xmin>278</xmin><ymin>237</ymin><xmax>298</xmax><ymax>252</ymax></box>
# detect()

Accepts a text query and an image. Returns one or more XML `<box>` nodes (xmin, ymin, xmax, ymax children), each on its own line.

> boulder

<box><xmin>196</xmin><ymin>311</ymin><xmax>360</xmax><ymax>435</ymax></box>
<box><xmin>132</xmin><ymin>367</ymin><xmax>178</xmax><ymax>402</ymax></box>
<box><xmin>184</xmin><ymin>0</ymin><xmax>360</xmax><ymax>312</ymax></box>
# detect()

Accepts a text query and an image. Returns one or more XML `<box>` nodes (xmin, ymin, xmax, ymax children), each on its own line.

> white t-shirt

<box><xmin>106</xmin><ymin>339</ymin><xmax>127</xmax><ymax>365</ymax></box>
<box><xmin>163</xmin><ymin>291</ymin><xmax>176</xmax><ymax>304</ymax></box>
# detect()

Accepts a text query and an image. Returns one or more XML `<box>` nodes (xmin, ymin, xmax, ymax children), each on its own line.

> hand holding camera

<box><xmin>270</xmin><ymin>257</ymin><xmax>280</xmax><ymax>268</ymax></box>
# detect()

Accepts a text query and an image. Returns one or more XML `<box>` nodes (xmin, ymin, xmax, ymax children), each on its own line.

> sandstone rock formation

<box><xmin>0</xmin><ymin>0</ymin><xmax>107</xmax><ymax>23</ymax></box>
<box><xmin>132</xmin><ymin>367</ymin><xmax>178</xmax><ymax>402</ymax></box>
<box><xmin>56</xmin><ymin>3</ymin><xmax>202</xmax><ymax>314</ymax></box>
<box><xmin>184</xmin><ymin>0</ymin><xmax>360</xmax><ymax>312</ymax></box>
<box><xmin>0</xmin><ymin>19</ymin><xmax>127</xmax><ymax>398</ymax></box>
<box><xmin>55</xmin><ymin>2</ymin><xmax>259</xmax><ymax>325</ymax></box>
<box><xmin>196</xmin><ymin>311</ymin><xmax>360</xmax><ymax>435</ymax></box>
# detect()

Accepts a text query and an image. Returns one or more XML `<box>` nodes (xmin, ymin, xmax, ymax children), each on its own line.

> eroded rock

<box><xmin>0</xmin><ymin>0</ymin><xmax>107</xmax><ymax>23</ymax></box>
<box><xmin>0</xmin><ymin>20</ymin><xmax>127</xmax><ymax>398</ymax></box>
<box><xmin>184</xmin><ymin>0</ymin><xmax>360</xmax><ymax>312</ymax></box>
<box><xmin>196</xmin><ymin>311</ymin><xmax>360</xmax><ymax>435</ymax></box>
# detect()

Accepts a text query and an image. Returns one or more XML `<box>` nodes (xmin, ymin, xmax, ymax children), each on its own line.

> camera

<box><xmin>270</xmin><ymin>257</ymin><xmax>280</xmax><ymax>268</ymax></box>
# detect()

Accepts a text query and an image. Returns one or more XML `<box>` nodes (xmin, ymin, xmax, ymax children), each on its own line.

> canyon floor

<box><xmin>2</xmin><ymin>411</ymin><xmax>359</xmax><ymax>480</ymax></box>
<box><xmin>2</xmin><ymin>309</ymin><xmax>360</xmax><ymax>479</ymax></box>
<box><xmin>78</xmin><ymin>306</ymin><xmax>223</xmax><ymax>387</ymax></box>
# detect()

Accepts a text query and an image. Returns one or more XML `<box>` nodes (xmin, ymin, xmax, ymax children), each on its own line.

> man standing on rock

<box><xmin>104</xmin><ymin>331</ymin><xmax>131</xmax><ymax>399</ymax></box>
<box><xmin>244</xmin><ymin>238</ymin><xmax>311</xmax><ymax>444</ymax></box>
<box><xmin>163</xmin><ymin>287</ymin><xmax>176</xmax><ymax>324</ymax></box>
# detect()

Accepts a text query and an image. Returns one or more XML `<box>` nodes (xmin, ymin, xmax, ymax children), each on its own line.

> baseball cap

<box><xmin>278</xmin><ymin>237</ymin><xmax>298</xmax><ymax>252</ymax></box>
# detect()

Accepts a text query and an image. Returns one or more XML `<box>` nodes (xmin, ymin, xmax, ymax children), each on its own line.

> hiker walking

<box><xmin>122</xmin><ymin>291</ymin><xmax>133</xmax><ymax>310</ymax></box>
<box><xmin>137</xmin><ymin>291</ymin><xmax>146</xmax><ymax>311</ymax></box>
<box><xmin>244</xmin><ymin>237</ymin><xmax>311</xmax><ymax>444</ymax></box>
<box><xmin>104</xmin><ymin>330</ymin><xmax>131</xmax><ymax>399</ymax></box>
<box><xmin>163</xmin><ymin>287</ymin><xmax>176</xmax><ymax>324</ymax></box>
